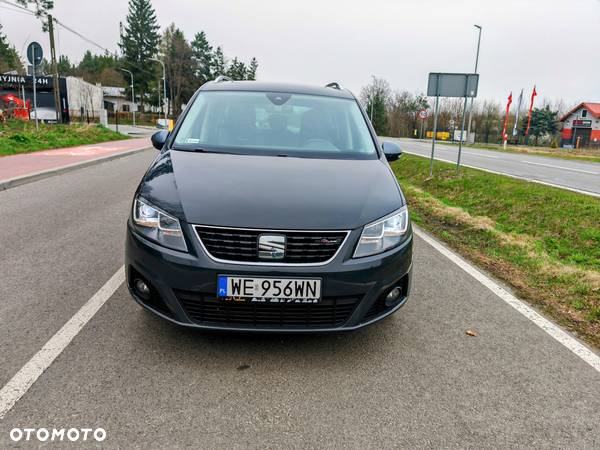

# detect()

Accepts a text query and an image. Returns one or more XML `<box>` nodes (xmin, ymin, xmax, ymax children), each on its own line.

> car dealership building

<box><xmin>560</xmin><ymin>102</ymin><xmax>600</xmax><ymax>148</ymax></box>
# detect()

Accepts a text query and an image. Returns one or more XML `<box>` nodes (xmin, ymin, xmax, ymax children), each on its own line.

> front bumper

<box><xmin>125</xmin><ymin>221</ymin><xmax>413</xmax><ymax>332</ymax></box>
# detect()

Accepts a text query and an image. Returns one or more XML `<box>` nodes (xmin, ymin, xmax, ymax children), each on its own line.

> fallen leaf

<box><xmin>465</xmin><ymin>329</ymin><xmax>478</xmax><ymax>337</ymax></box>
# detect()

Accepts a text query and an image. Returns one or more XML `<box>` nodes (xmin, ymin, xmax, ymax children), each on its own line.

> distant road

<box><xmin>388</xmin><ymin>138</ymin><xmax>600</xmax><ymax>197</ymax></box>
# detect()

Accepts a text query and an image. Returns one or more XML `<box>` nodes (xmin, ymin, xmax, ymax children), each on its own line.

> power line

<box><xmin>54</xmin><ymin>19</ymin><xmax>114</xmax><ymax>54</ymax></box>
<box><xmin>1</xmin><ymin>0</ymin><xmax>115</xmax><ymax>54</ymax></box>
<box><xmin>2</xmin><ymin>0</ymin><xmax>161</xmax><ymax>80</ymax></box>
<box><xmin>0</xmin><ymin>3</ymin><xmax>36</xmax><ymax>16</ymax></box>
<box><xmin>0</xmin><ymin>0</ymin><xmax>35</xmax><ymax>15</ymax></box>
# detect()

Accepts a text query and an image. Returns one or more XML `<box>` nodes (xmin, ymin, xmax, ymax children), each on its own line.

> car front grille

<box><xmin>195</xmin><ymin>226</ymin><xmax>349</xmax><ymax>264</ymax></box>
<box><xmin>175</xmin><ymin>290</ymin><xmax>360</xmax><ymax>328</ymax></box>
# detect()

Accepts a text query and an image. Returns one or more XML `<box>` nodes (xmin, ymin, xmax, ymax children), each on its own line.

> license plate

<box><xmin>217</xmin><ymin>276</ymin><xmax>322</xmax><ymax>303</ymax></box>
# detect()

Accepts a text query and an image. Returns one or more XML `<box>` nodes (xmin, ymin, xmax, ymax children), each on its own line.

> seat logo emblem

<box><xmin>258</xmin><ymin>234</ymin><xmax>286</xmax><ymax>260</ymax></box>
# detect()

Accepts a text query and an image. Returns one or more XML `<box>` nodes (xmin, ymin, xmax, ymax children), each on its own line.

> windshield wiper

<box><xmin>172</xmin><ymin>147</ymin><xmax>238</xmax><ymax>155</ymax></box>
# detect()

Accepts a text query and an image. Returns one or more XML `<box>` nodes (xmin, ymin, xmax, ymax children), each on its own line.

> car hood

<box><xmin>138</xmin><ymin>150</ymin><xmax>403</xmax><ymax>230</ymax></box>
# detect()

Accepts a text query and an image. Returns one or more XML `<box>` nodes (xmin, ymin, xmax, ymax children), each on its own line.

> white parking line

<box><xmin>522</xmin><ymin>160</ymin><xmax>599</xmax><ymax>175</ymax></box>
<box><xmin>413</xmin><ymin>227</ymin><xmax>600</xmax><ymax>374</ymax></box>
<box><xmin>0</xmin><ymin>266</ymin><xmax>125</xmax><ymax>420</ymax></box>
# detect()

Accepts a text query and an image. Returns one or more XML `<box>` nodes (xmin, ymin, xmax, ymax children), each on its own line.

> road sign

<box><xmin>27</xmin><ymin>42</ymin><xmax>43</xmax><ymax>131</ymax></box>
<box><xmin>418</xmin><ymin>109</ymin><xmax>428</xmax><ymax>120</ymax></box>
<box><xmin>427</xmin><ymin>72</ymin><xmax>480</xmax><ymax>176</ymax></box>
<box><xmin>26</xmin><ymin>42</ymin><xmax>43</xmax><ymax>67</ymax></box>
<box><xmin>427</xmin><ymin>73</ymin><xmax>479</xmax><ymax>98</ymax></box>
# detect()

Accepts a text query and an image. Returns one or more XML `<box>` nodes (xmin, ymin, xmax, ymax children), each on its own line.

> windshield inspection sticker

<box><xmin>185</xmin><ymin>138</ymin><xmax>200</xmax><ymax>144</ymax></box>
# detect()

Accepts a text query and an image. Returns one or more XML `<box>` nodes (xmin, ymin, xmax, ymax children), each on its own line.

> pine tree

<box><xmin>56</xmin><ymin>55</ymin><xmax>74</xmax><ymax>75</ymax></box>
<box><xmin>212</xmin><ymin>47</ymin><xmax>226</xmax><ymax>76</ymax></box>
<box><xmin>226</xmin><ymin>57</ymin><xmax>247</xmax><ymax>80</ymax></box>
<box><xmin>0</xmin><ymin>23</ymin><xmax>23</xmax><ymax>73</ymax></box>
<box><xmin>246</xmin><ymin>57</ymin><xmax>258</xmax><ymax>80</ymax></box>
<box><xmin>370</xmin><ymin>94</ymin><xmax>390</xmax><ymax>136</ymax></box>
<box><xmin>119</xmin><ymin>0</ymin><xmax>161</xmax><ymax>107</ymax></box>
<box><xmin>521</xmin><ymin>106</ymin><xmax>558</xmax><ymax>145</ymax></box>
<box><xmin>190</xmin><ymin>31</ymin><xmax>214</xmax><ymax>84</ymax></box>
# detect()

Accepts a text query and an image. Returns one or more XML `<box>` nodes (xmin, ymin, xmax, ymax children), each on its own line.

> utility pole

<box><xmin>150</xmin><ymin>57</ymin><xmax>167</xmax><ymax>128</ymax></box>
<box><xmin>32</xmin><ymin>51</ymin><xmax>38</xmax><ymax>131</ymax></box>
<box><xmin>466</xmin><ymin>24</ymin><xmax>482</xmax><ymax>144</ymax></box>
<box><xmin>120</xmin><ymin>69</ymin><xmax>135</xmax><ymax>126</ymax></box>
<box><xmin>47</xmin><ymin>15</ymin><xmax>62</xmax><ymax>123</ymax></box>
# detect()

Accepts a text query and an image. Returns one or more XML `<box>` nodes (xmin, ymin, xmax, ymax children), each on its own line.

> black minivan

<box><xmin>125</xmin><ymin>78</ymin><xmax>412</xmax><ymax>331</ymax></box>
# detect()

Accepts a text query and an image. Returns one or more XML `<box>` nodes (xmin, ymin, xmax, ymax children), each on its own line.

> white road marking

<box><xmin>0</xmin><ymin>266</ymin><xmax>125</xmax><ymax>420</ymax></box>
<box><xmin>402</xmin><ymin>142</ymin><xmax>498</xmax><ymax>158</ymax></box>
<box><xmin>413</xmin><ymin>227</ymin><xmax>600</xmax><ymax>374</ymax></box>
<box><xmin>462</xmin><ymin>151</ymin><xmax>498</xmax><ymax>159</ymax></box>
<box><xmin>402</xmin><ymin>150</ymin><xmax>600</xmax><ymax>198</ymax></box>
<box><xmin>523</xmin><ymin>160</ymin><xmax>599</xmax><ymax>175</ymax></box>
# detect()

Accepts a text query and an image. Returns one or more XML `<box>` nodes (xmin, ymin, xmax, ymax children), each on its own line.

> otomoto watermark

<box><xmin>9</xmin><ymin>427</ymin><xmax>106</xmax><ymax>443</ymax></box>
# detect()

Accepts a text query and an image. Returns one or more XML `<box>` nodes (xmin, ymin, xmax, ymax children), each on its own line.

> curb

<box><xmin>0</xmin><ymin>146</ymin><xmax>152</xmax><ymax>192</ymax></box>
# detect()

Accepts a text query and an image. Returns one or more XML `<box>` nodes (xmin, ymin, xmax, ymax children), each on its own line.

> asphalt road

<box><xmin>106</xmin><ymin>124</ymin><xmax>157</xmax><ymax>137</ymax></box>
<box><xmin>1</xmin><ymin>149</ymin><xmax>599</xmax><ymax>448</ymax></box>
<box><xmin>388</xmin><ymin>138</ymin><xmax>600</xmax><ymax>197</ymax></box>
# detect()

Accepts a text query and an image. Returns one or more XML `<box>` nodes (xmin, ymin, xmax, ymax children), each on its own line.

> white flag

<box><xmin>512</xmin><ymin>89</ymin><xmax>524</xmax><ymax>137</ymax></box>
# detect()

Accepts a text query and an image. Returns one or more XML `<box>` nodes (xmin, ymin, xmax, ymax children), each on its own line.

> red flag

<box><xmin>501</xmin><ymin>92</ymin><xmax>513</xmax><ymax>141</ymax></box>
<box><xmin>525</xmin><ymin>85</ymin><xmax>537</xmax><ymax>136</ymax></box>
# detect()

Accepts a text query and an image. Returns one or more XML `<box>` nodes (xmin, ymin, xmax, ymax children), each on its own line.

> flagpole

<box><xmin>525</xmin><ymin>85</ymin><xmax>537</xmax><ymax>143</ymax></box>
<box><xmin>512</xmin><ymin>89</ymin><xmax>523</xmax><ymax>145</ymax></box>
<box><xmin>502</xmin><ymin>92</ymin><xmax>512</xmax><ymax>150</ymax></box>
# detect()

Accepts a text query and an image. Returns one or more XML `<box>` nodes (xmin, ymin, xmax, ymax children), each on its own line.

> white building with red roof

<box><xmin>560</xmin><ymin>102</ymin><xmax>600</xmax><ymax>148</ymax></box>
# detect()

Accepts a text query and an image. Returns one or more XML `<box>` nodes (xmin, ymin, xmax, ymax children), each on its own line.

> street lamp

<box><xmin>466</xmin><ymin>24</ymin><xmax>482</xmax><ymax>144</ymax></box>
<box><xmin>150</xmin><ymin>57</ymin><xmax>167</xmax><ymax>128</ymax></box>
<box><xmin>120</xmin><ymin>68</ymin><xmax>135</xmax><ymax>126</ymax></box>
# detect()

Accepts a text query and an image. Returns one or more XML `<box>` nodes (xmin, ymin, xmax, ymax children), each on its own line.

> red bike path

<box><xmin>0</xmin><ymin>138</ymin><xmax>151</xmax><ymax>187</ymax></box>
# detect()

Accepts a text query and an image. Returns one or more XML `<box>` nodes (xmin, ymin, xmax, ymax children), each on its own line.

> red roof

<box><xmin>560</xmin><ymin>102</ymin><xmax>600</xmax><ymax>122</ymax></box>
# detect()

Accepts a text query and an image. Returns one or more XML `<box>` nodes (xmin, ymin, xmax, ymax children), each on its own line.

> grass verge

<box><xmin>392</xmin><ymin>154</ymin><xmax>600</xmax><ymax>347</ymax></box>
<box><xmin>0</xmin><ymin>120</ymin><xmax>128</xmax><ymax>156</ymax></box>
<box><xmin>428</xmin><ymin>140</ymin><xmax>600</xmax><ymax>163</ymax></box>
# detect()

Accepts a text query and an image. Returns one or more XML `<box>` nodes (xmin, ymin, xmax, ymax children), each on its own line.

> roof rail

<box><xmin>214</xmin><ymin>75</ymin><xmax>233</xmax><ymax>83</ymax></box>
<box><xmin>325</xmin><ymin>82</ymin><xmax>343</xmax><ymax>90</ymax></box>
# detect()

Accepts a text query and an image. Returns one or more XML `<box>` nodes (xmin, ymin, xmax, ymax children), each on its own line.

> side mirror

<box><xmin>382</xmin><ymin>141</ymin><xmax>402</xmax><ymax>162</ymax></box>
<box><xmin>151</xmin><ymin>131</ymin><xmax>169</xmax><ymax>150</ymax></box>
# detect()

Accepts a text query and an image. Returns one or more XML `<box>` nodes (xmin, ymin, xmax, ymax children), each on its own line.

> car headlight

<box><xmin>353</xmin><ymin>207</ymin><xmax>409</xmax><ymax>258</ymax></box>
<box><xmin>132</xmin><ymin>198</ymin><xmax>188</xmax><ymax>252</ymax></box>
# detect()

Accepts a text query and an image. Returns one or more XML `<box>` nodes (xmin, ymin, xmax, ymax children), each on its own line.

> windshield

<box><xmin>173</xmin><ymin>91</ymin><xmax>378</xmax><ymax>159</ymax></box>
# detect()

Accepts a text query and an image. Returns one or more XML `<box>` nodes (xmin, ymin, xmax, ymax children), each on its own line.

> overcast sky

<box><xmin>1</xmin><ymin>0</ymin><xmax>599</xmax><ymax>105</ymax></box>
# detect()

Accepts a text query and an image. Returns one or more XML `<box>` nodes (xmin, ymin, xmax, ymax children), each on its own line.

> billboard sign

<box><xmin>427</xmin><ymin>73</ymin><xmax>479</xmax><ymax>98</ymax></box>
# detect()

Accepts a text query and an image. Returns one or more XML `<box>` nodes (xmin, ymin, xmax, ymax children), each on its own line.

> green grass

<box><xmin>391</xmin><ymin>154</ymin><xmax>600</xmax><ymax>347</ymax></box>
<box><xmin>0</xmin><ymin>120</ymin><xmax>128</xmax><ymax>156</ymax></box>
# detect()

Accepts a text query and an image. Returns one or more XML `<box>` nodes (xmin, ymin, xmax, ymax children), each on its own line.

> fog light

<box><xmin>134</xmin><ymin>279</ymin><xmax>151</xmax><ymax>300</ymax></box>
<box><xmin>384</xmin><ymin>287</ymin><xmax>402</xmax><ymax>307</ymax></box>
